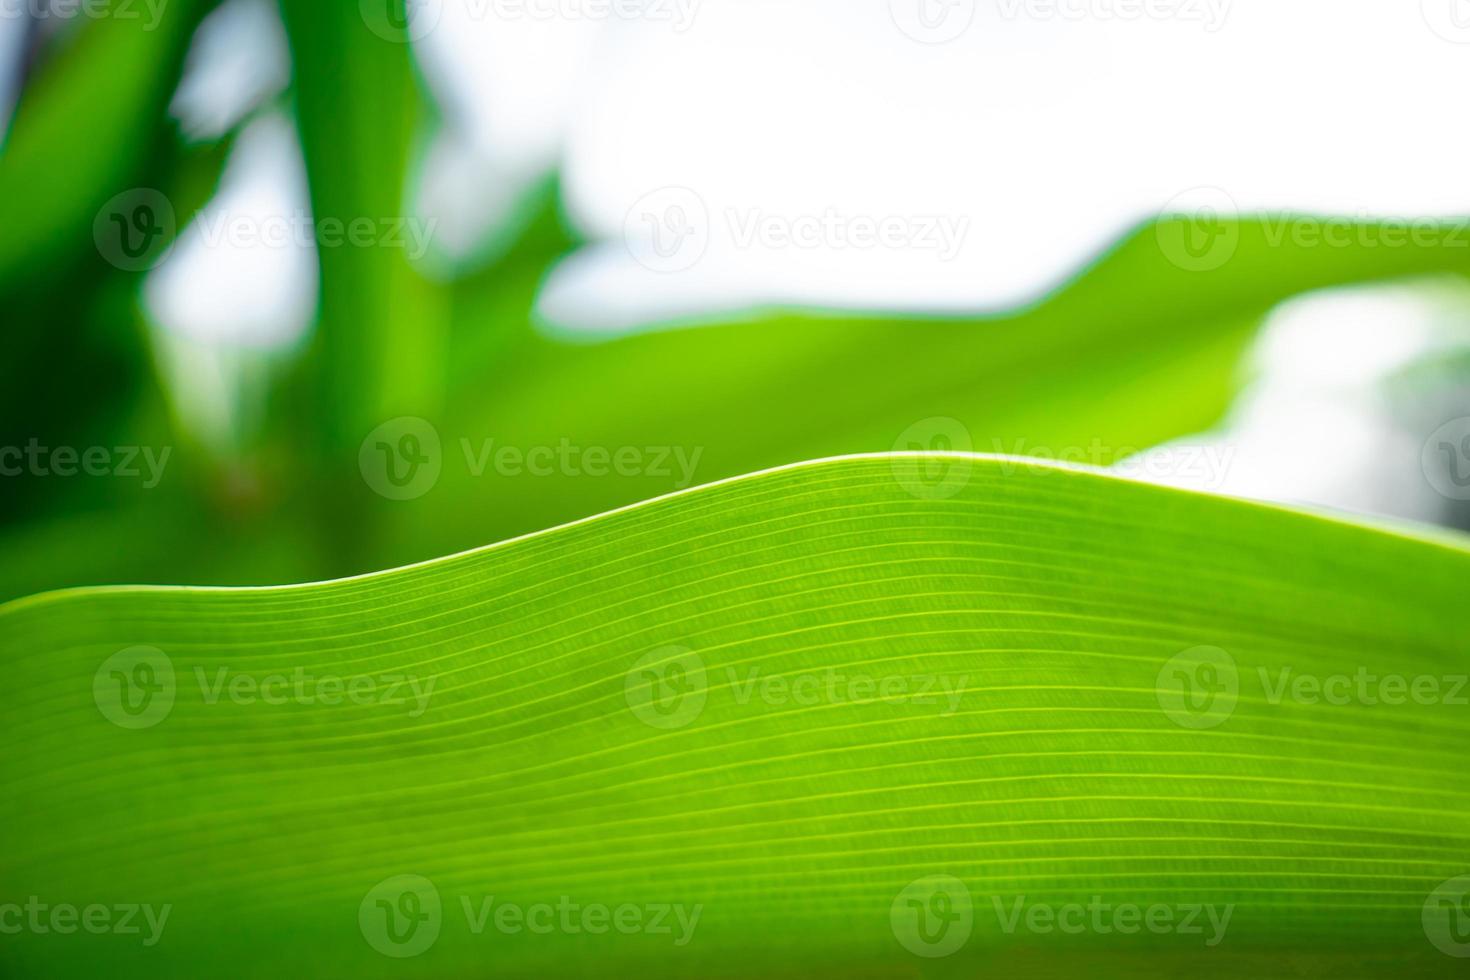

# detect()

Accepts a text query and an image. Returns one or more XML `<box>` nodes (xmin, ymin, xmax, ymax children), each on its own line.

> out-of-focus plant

<box><xmin>1</xmin><ymin>0</ymin><xmax>1468</xmax><ymax>606</ymax></box>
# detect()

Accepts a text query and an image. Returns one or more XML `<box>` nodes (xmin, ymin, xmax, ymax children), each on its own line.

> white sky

<box><xmin>429</xmin><ymin>0</ymin><xmax>1470</xmax><ymax>329</ymax></box>
<box><xmin>118</xmin><ymin>0</ymin><xmax>1470</xmax><ymax>336</ymax></box>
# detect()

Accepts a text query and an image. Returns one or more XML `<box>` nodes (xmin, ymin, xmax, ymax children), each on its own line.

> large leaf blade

<box><xmin>1</xmin><ymin>456</ymin><xmax>1465</xmax><ymax>977</ymax></box>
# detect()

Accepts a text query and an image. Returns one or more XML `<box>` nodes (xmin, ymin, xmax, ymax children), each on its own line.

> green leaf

<box><xmin>0</xmin><ymin>2</ymin><xmax>231</xmax><ymax>529</ymax></box>
<box><xmin>0</xmin><ymin>0</ymin><xmax>214</xmax><ymax>283</ymax></box>
<box><xmin>2</xmin><ymin>457</ymin><xmax>1465</xmax><ymax>977</ymax></box>
<box><xmin>379</xmin><ymin>212</ymin><xmax>1470</xmax><ymax>572</ymax></box>
<box><xmin>7</xmin><ymin>196</ymin><xmax>1470</xmax><ymax>601</ymax></box>
<box><xmin>275</xmin><ymin>0</ymin><xmax>446</xmax><ymax>454</ymax></box>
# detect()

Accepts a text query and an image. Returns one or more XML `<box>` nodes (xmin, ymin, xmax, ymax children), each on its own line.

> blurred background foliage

<box><xmin>1</xmin><ymin>0</ymin><xmax>1469</xmax><ymax>604</ymax></box>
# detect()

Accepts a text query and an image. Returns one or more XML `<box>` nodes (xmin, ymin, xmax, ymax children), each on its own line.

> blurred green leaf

<box><xmin>373</xmin><ymin>209</ymin><xmax>1470</xmax><ymax>569</ymax></box>
<box><xmin>3</xmin><ymin>182</ymin><xmax>1469</xmax><ymax>600</ymax></box>
<box><xmin>275</xmin><ymin>0</ymin><xmax>447</xmax><ymax>454</ymax></box>
<box><xmin>0</xmin><ymin>0</ymin><xmax>214</xmax><ymax>282</ymax></box>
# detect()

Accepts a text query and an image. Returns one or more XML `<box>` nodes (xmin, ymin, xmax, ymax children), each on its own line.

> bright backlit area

<box><xmin>73</xmin><ymin>0</ymin><xmax>1467</xmax><ymax>528</ymax></box>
